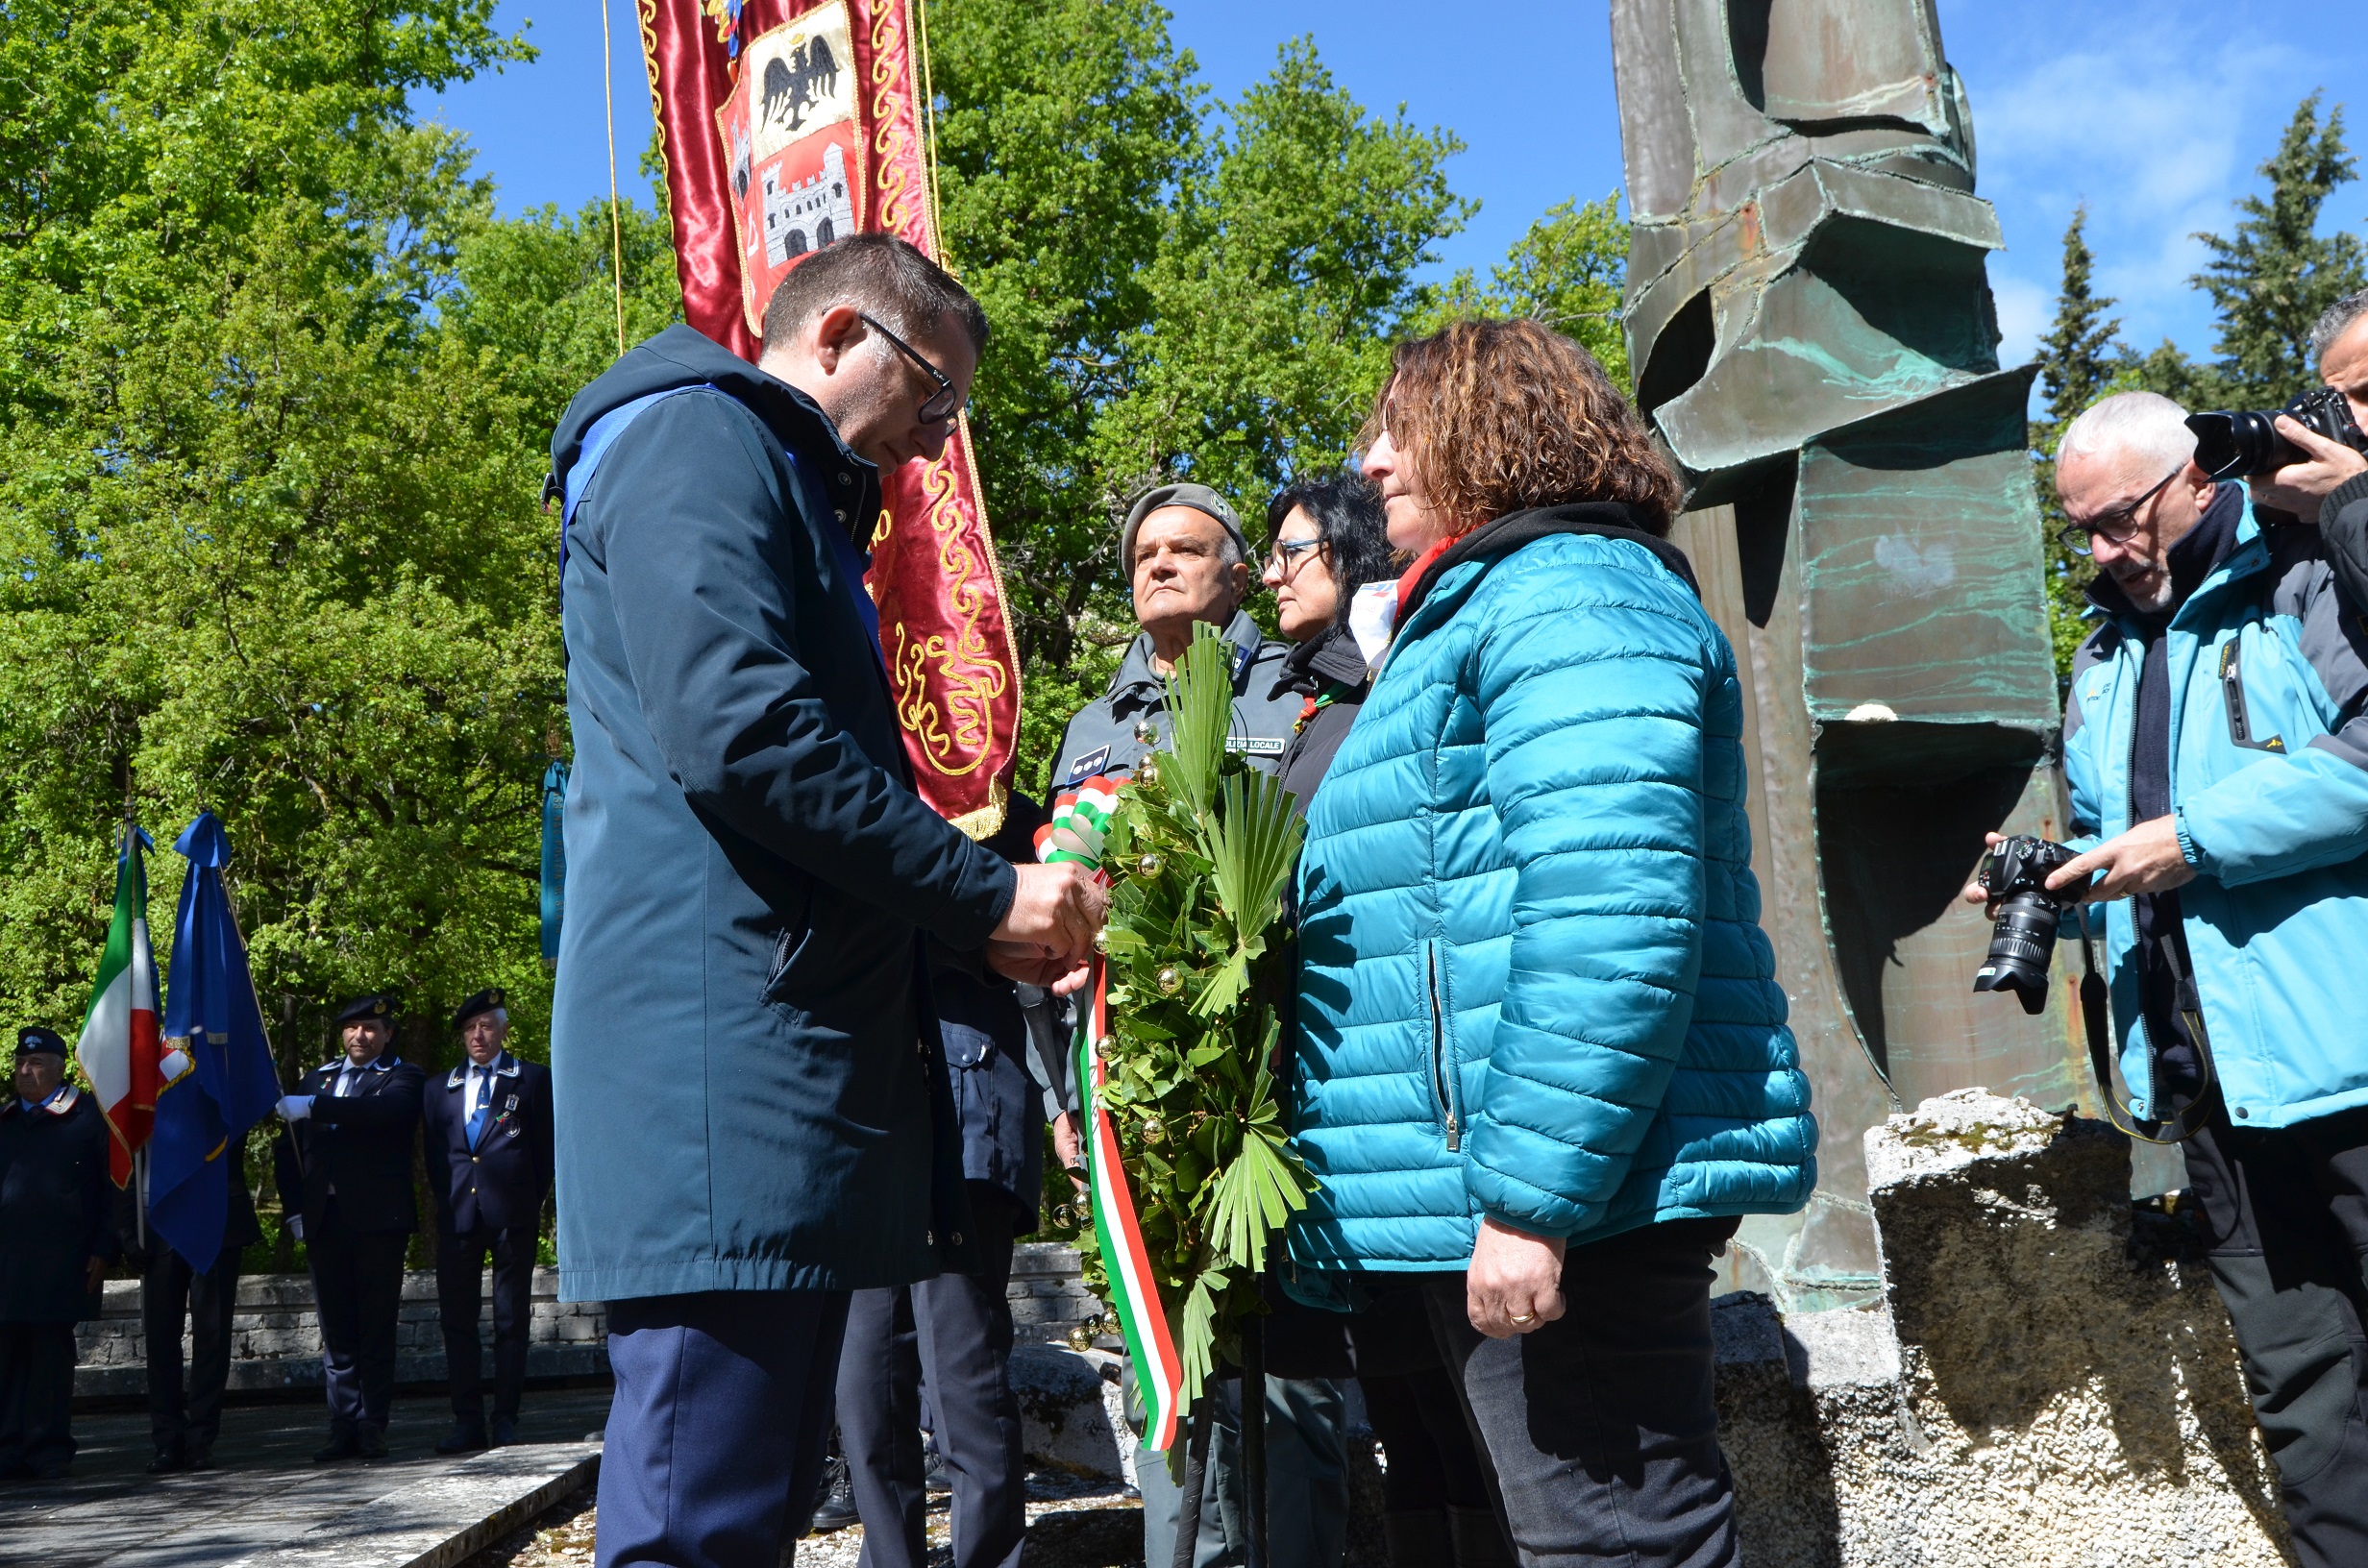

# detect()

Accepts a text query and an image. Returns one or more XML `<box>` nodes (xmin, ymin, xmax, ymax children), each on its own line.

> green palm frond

<box><xmin>1208</xmin><ymin>769</ymin><xmax>1301</xmax><ymax>945</ymax></box>
<box><xmin>1161</xmin><ymin>623</ymin><xmax>1235</xmax><ymax>819</ymax></box>
<box><xmin>1206</xmin><ymin>1117</ymin><xmax>1314</xmax><ymax>1273</ymax></box>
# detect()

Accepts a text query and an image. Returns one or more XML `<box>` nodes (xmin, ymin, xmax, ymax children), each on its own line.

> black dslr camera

<box><xmin>2185</xmin><ymin>384</ymin><xmax>2368</xmax><ymax>480</ymax></box>
<box><xmin>1970</xmin><ymin>836</ymin><xmax>2081</xmax><ymax>1016</ymax></box>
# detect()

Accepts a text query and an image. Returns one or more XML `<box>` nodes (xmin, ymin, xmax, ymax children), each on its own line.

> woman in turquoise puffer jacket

<box><xmin>1290</xmin><ymin>321</ymin><xmax>1816</xmax><ymax>1565</ymax></box>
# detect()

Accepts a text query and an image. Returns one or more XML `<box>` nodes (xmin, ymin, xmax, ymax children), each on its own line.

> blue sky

<box><xmin>427</xmin><ymin>0</ymin><xmax>2368</xmax><ymax>371</ymax></box>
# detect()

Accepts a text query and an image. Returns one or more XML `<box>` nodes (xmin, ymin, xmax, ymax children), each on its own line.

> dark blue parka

<box><xmin>549</xmin><ymin>327</ymin><xmax>1015</xmax><ymax>1302</ymax></box>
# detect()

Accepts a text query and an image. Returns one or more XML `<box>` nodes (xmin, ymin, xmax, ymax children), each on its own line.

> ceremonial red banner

<box><xmin>637</xmin><ymin>0</ymin><xmax>1020</xmax><ymax>835</ymax></box>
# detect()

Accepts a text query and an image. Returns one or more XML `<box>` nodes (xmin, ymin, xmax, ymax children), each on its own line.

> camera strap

<box><xmin>2076</xmin><ymin>915</ymin><xmax>2213</xmax><ymax>1145</ymax></box>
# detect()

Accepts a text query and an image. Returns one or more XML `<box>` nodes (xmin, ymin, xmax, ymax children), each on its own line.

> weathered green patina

<box><xmin>1615</xmin><ymin>0</ymin><xmax>2086</xmax><ymax>1313</ymax></box>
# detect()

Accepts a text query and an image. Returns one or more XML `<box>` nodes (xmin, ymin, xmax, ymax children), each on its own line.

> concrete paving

<box><xmin>0</xmin><ymin>1387</ymin><xmax>615</xmax><ymax>1568</ymax></box>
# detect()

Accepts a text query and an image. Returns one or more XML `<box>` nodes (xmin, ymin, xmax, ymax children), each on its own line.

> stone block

<box><xmin>1011</xmin><ymin>1343</ymin><xmax>1130</xmax><ymax>1481</ymax></box>
<box><xmin>1714</xmin><ymin>1089</ymin><xmax>2288</xmax><ymax>1568</ymax></box>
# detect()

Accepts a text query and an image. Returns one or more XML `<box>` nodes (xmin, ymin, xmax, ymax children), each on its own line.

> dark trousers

<box><xmin>1420</xmin><ymin>1218</ymin><xmax>1740</xmax><ymax>1568</ymax></box>
<box><xmin>0</xmin><ymin>1322</ymin><xmax>78</xmax><ymax>1475</ymax></box>
<box><xmin>145</xmin><ymin>1241</ymin><xmax>240</xmax><ymax>1458</ymax></box>
<box><xmin>2182</xmin><ymin>1098</ymin><xmax>2368</xmax><ymax>1568</ymax></box>
<box><xmin>597</xmin><ymin>1288</ymin><xmax>850</xmax><ymax>1568</ymax></box>
<box><xmin>437</xmin><ymin>1225</ymin><xmax>535</xmax><ymax>1426</ymax></box>
<box><xmin>837</xmin><ymin>1185</ymin><xmax>1025</xmax><ymax>1568</ymax></box>
<box><xmin>307</xmin><ymin>1207</ymin><xmax>409</xmax><ymax>1433</ymax></box>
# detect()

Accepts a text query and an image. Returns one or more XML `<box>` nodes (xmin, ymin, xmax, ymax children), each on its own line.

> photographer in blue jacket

<box><xmin>1966</xmin><ymin>390</ymin><xmax>2368</xmax><ymax>1568</ymax></box>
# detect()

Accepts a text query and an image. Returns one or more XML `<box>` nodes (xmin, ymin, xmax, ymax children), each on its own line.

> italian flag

<box><xmin>77</xmin><ymin>827</ymin><xmax>179</xmax><ymax>1188</ymax></box>
<box><xmin>1079</xmin><ymin>963</ymin><xmax>1184</xmax><ymax>1453</ymax></box>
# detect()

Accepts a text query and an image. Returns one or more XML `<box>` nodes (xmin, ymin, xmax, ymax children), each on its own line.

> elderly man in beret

<box><xmin>0</xmin><ymin>1027</ymin><xmax>114</xmax><ymax>1482</ymax></box>
<box><xmin>422</xmin><ymin>989</ymin><xmax>554</xmax><ymax>1454</ymax></box>
<box><xmin>274</xmin><ymin>992</ymin><xmax>425</xmax><ymax>1461</ymax></box>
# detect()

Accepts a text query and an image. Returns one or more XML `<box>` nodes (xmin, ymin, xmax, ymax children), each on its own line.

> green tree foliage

<box><xmin>2030</xmin><ymin>208</ymin><xmax>2116</xmax><ymax>674</ymax></box>
<box><xmin>2194</xmin><ymin>93</ymin><xmax>2366</xmax><ymax>407</ymax></box>
<box><xmin>1419</xmin><ymin>193</ymin><xmax>1632</xmax><ymax>393</ymax></box>
<box><xmin>928</xmin><ymin>2</ymin><xmax>1469</xmax><ymax>792</ymax></box>
<box><xmin>0</xmin><ymin>0</ymin><xmax>681</xmax><ymax>1086</ymax></box>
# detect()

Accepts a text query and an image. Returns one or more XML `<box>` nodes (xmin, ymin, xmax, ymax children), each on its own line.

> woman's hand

<box><xmin>1467</xmin><ymin>1215</ymin><xmax>1566</xmax><ymax>1337</ymax></box>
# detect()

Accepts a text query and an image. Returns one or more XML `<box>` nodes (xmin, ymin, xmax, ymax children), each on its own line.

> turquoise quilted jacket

<box><xmin>1288</xmin><ymin>506</ymin><xmax>1817</xmax><ymax>1273</ymax></box>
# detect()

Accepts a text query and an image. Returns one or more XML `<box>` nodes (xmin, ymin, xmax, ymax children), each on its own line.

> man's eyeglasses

<box><xmin>856</xmin><ymin>311</ymin><xmax>965</xmax><ymax>426</ymax></box>
<box><xmin>1265</xmin><ymin>537</ymin><xmax>1324</xmax><ymax>576</ymax></box>
<box><xmin>2059</xmin><ymin>467</ymin><xmax>2183</xmax><ymax>555</ymax></box>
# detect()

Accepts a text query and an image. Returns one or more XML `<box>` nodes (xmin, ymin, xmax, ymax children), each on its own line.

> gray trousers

<box><xmin>1137</xmin><ymin>1373</ymin><xmax>1347</xmax><ymax>1568</ymax></box>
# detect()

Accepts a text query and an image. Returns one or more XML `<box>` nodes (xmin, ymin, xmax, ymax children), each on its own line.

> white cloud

<box><xmin>1942</xmin><ymin>0</ymin><xmax>2338</xmax><ymax>364</ymax></box>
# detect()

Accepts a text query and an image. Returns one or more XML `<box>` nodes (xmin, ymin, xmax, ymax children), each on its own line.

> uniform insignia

<box><xmin>505</xmin><ymin>1093</ymin><xmax>519</xmax><ymax>1111</ymax></box>
<box><xmin>1067</xmin><ymin>746</ymin><xmax>1111</xmax><ymax>784</ymax></box>
<box><xmin>1225</xmin><ymin>736</ymin><xmax>1287</xmax><ymax>757</ymax></box>
<box><xmin>1230</xmin><ymin>642</ymin><xmax>1254</xmax><ymax>682</ymax></box>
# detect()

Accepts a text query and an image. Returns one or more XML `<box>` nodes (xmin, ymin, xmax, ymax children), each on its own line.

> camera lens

<box><xmin>2185</xmin><ymin>410</ymin><xmax>2290</xmax><ymax>480</ymax></box>
<box><xmin>1973</xmin><ymin>892</ymin><xmax>2060</xmax><ymax>1015</ymax></box>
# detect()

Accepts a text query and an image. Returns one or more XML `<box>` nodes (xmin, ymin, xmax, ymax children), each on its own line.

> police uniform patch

<box><xmin>1067</xmin><ymin>746</ymin><xmax>1112</xmax><ymax>784</ymax></box>
<box><xmin>1226</xmin><ymin>736</ymin><xmax>1287</xmax><ymax>757</ymax></box>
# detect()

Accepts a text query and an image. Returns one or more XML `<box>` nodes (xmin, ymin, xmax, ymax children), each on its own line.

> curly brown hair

<box><xmin>1361</xmin><ymin>318</ymin><xmax>1682</xmax><ymax>537</ymax></box>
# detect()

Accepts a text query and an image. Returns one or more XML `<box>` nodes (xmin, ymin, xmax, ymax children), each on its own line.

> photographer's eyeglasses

<box><xmin>1265</xmin><ymin>537</ymin><xmax>1324</xmax><ymax>576</ymax></box>
<box><xmin>856</xmin><ymin>311</ymin><xmax>965</xmax><ymax>426</ymax></box>
<box><xmin>2058</xmin><ymin>467</ymin><xmax>2183</xmax><ymax>556</ymax></box>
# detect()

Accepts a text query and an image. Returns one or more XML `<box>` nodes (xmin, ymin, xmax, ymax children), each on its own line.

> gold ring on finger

<box><xmin>1509</xmin><ymin>1311</ymin><xmax>1536</xmax><ymax>1325</ymax></box>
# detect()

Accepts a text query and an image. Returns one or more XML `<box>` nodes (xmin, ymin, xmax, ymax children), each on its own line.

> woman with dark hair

<box><xmin>1287</xmin><ymin>319</ymin><xmax>1817</xmax><ymax>1565</ymax></box>
<box><xmin>1263</xmin><ymin>473</ymin><xmax>1395</xmax><ymax>812</ymax></box>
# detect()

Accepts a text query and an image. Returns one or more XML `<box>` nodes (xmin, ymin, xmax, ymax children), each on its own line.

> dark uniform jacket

<box><xmin>549</xmin><ymin>326</ymin><xmax>1012</xmax><ymax>1302</ymax></box>
<box><xmin>0</xmin><ymin>1089</ymin><xmax>114</xmax><ymax>1322</ymax></box>
<box><xmin>421</xmin><ymin>1052</ymin><xmax>555</xmax><ymax>1235</ymax></box>
<box><xmin>1048</xmin><ymin>610</ymin><xmax>1300</xmax><ymax>790</ymax></box>
<box><xmin>272</xmin><ymin>1054</ymin><xmax>427</xmax><ymax>1235</ymax></box>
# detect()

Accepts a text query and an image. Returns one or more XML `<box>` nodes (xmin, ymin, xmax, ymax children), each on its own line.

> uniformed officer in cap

<box><xmin>1048</xmin><ymin>479</ymin><xmax>1301</xmax><ymax>792</ymax></box>
<box><xmin>0</xmin><ymin>1027</ymin><xmax>114</xmax><ymax>1482</ymax></box>
<box><xmin>420</xmin><ymin>988</ymin><xmax>553</xmax><ymax>1454</ymax></box>
<box><xmin>272</xmin><ymin>993</ymin><xmax>425</xmax><ymax>1461</ymax></box>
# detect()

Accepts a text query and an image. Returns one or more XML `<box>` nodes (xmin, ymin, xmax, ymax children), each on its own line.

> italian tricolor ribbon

<box><xmin>1037</xmin><ymin>780</ymin><xmax>1185</xmax><ymax>1451</ymax></box>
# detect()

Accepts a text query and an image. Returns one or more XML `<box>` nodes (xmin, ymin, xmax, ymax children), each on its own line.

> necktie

<box><xmin>466</xmin><ymin>1070</ymin><xmax>492</xmax><ymax>1151</ymax></box>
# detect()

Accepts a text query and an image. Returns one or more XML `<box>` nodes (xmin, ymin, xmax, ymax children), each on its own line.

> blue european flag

<box><xmin>147</xmin><ymin>813</ymin><xmax>282</xmax><ymax>1273</ymax></box>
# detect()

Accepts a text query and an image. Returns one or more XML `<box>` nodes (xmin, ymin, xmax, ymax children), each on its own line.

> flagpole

<box><xmin>136</xmin><ymin>1146</ymin><xmax>147</xmax><ymax>1250</ymax></box>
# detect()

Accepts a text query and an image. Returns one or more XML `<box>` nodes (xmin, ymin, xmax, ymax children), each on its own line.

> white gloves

<box><xmin>277</xmin><ymin>1094</ymin><xmax>315</xmax><ymax>1121</ymax></box>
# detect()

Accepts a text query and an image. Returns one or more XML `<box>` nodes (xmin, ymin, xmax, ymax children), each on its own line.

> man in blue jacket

<box><xmin>547</xmin><ymin>234</ymin><xmax>1101</xmax><ymax>1568</ymax></box>
<box><xmin>1974</xmin><ymin>391</ymin><xmax>2368</xmax><ymax>1567</ymax></box>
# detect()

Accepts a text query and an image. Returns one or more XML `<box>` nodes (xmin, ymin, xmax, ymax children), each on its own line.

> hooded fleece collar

<box><xmin>549</xmin><ymin>325</ymin><xmax>882</xmax><ymax>548</ymax></box>
<box><xmin>1397</xmin><ymin>502</ymin><xmax>1698</xmax><ymax>630</ymax></box>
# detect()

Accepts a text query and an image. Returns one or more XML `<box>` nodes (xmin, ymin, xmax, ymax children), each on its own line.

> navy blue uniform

<box><xmin>421</xmin><ymin>1052</ymin><xmax>554</xmax><ymax>1435</ymax></box>
<box><xmin>117</xmin><ymin>1150</ymin><xmax>263</xmax><ymax>1468</ymax></box>
<box><xmin>0</xmin><ymin>1088</ymin><xmax>113</xmax><ymax>1477</ymax></box>
<box><xmin>273</xmin><ymin>1053</ymin><xmax>425</xmax><ymax>1438</ymax></box>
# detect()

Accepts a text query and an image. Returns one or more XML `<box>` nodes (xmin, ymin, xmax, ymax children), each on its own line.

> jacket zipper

<box><xmin>2218</xmin><ymin>636</ymin><xmax>2285</xmax><ymax>752</ymax></box>
<box><xmin>1426</xmin><ymin>943</ymin><xmax>1459</xmax><ymax>1151</ymax></box>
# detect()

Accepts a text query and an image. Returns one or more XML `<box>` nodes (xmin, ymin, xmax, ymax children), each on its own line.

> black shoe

<box><xmin>489</xmin><ymin>1416</ymin><xmax>518</xmax><ymax>1448</ymax></box>
<box><xmin>356</xmin><ymin>1426</ymin><xmax>389</xmax><ymax>1460</ymax></box>
<box><xmin>809</xmin><ymin>1456</ymin><xmax>858</xmax><ymax>1532</ymax></box>
<box><xmin>312</xmin><ymin>1429</ymin><xmax>360</xmax><ymax>1464</ymax></box>
<box><xmin>185</xmin><ymin>1443</ymin><xmax>213</xmax><ymax>1472</ymax></box>
<box><xmin>29</xmin><ymin>1463</ymin><xmax>69</xmax><ymax>1482</ymax></box>
<box><xmin>923</xmin><ymin>1447</ymin><xmax>951</xmax><ymax>1498</ymax></box>
<box><xmin>146</xmin><ymin>1450</ymin><xmax>185</xmax><ymax>1476</ymax></box>
<box><xmin>435</xmin><ymin>1422</ymin><xmax>488</xmax><ymax>1456</ymax></box>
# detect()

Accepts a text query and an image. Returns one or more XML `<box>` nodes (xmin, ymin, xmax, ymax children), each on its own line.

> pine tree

<box><xmin>2031</xmin><ymin>208</ymin><xmax>2124</xmax><ymax>678</ymax></box>
<box><xmin>2192</xmin><ymin>93</ymin><xmax>2366</xmax><ymax>404</ymax></box>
